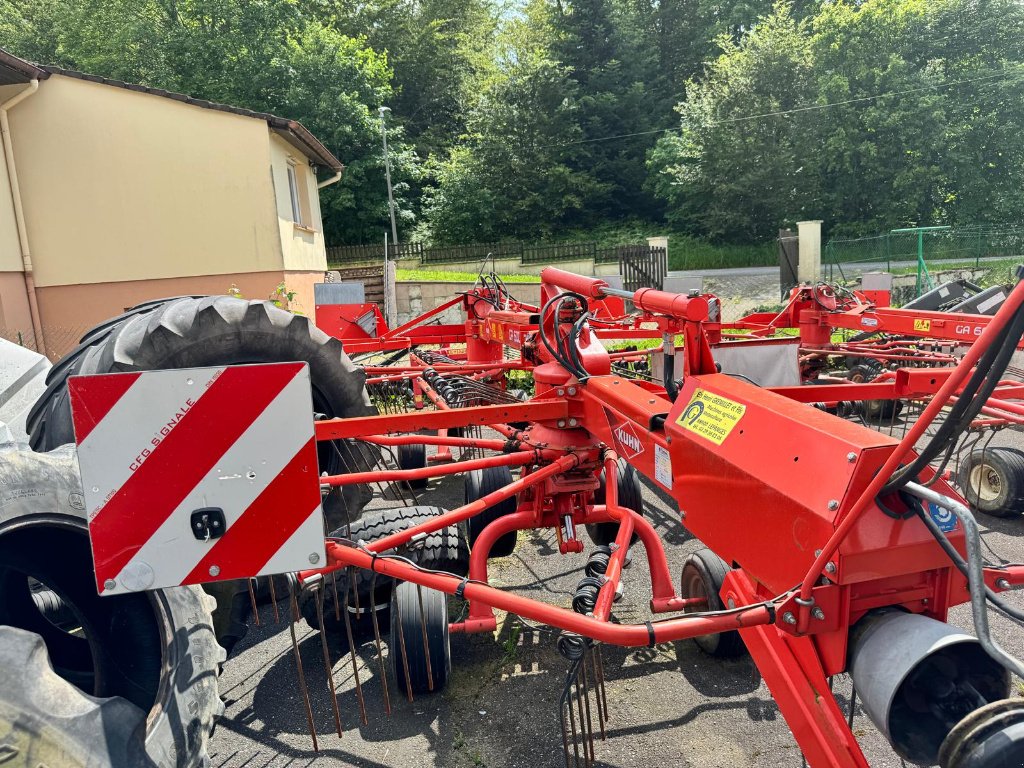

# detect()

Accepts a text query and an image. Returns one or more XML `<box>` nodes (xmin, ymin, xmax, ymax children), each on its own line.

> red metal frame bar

<box><xmin>320</xmin><ymin>539</ymin><xmax>774</xmax><ymax>646</ymax></box>
<box><xmin>314</xmin><ymin>400</ymin><xmax>567</xmax><ymax>440</ymax></box>
<box><xmin>794</xmin><ymin>276</ymin><xmax>1024</xmax><ymax>631</ymax></box>
<box><xmin>360</xmin><ymin>434</ymin><xmax>510</xmax><ymax>451</ymax></box>
<box><xmin>322</xmin><ymin>450</ymin><xmax>537</xmax><ymax>487</ymax></box>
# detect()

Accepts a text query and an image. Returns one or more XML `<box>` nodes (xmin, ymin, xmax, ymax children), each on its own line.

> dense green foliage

<box><xmin>651</xmin><ymin>0</ymin><xmax>1024</xmax><ymax>242</ymax></box>
<box><xmin>4</xmin><ymin>0</ymin><xmax>1023</xmax><ymax>247</ymax></box>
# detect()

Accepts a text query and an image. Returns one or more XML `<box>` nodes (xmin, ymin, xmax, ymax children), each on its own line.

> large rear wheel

<box><xmin>0</xmin><ymin>442</ymin><xmax>223</xmax><ymax>767</ymax></box>
<box><xmin>25</xmin><ymin>295</ymin><xmax>378</xmax><ymax>652</ymax></box>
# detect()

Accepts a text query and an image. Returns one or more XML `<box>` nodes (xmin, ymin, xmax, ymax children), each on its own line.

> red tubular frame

<box><xmin>321</xmin><ymin>450</ymin><xmax>537</xmax><ymax>487</ymax></box>
<box><xmin>292</xmin><ymin>267</ymin><xmax>1024</xmax><ymax>766</ymax></box>
<box><xmin>321</xmin><ymin>540</ymin><xmax>774</xmax><ymax>646</ymax></box>
<box><xmin>794</xmin><ymin>277</ymin><xmax>1024</xmax><ymax>631</ymax></box>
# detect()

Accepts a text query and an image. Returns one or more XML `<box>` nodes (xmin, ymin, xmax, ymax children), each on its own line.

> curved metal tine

<box><xmin>574</xmin><ymin>665</ymin><xmax>592</xmax><ymax>768</ymax></box>
<box><xmin>331</xmin><ymin>572</ymin><xmax>342</xmax><ymax>621</ymax></box>
<box><xmin>579</xmin><ymin>648</ymin><xmax>596</xmax><ymax>761</ymax></box>
<box><xmin>342</xmin><ymin>567</ymin><xmax>369</xmax><ymax>725</ymax></box>
<box><xmin>393</xmin><ymin>577</ymin><xmax>414</xmax><ymax>703</ymax></box>
<box><xmin>595</xmin><ymin>646</ymin><xmax>609</xmax><ymax>724</ymax></box>
<box><xmin>415</xmin><ymin>584</ymin><xmax>435</xmax><ymax>691</ymax></box>
<box><xmin>559</xmin><ymin>658</ymin><xmax>583</xmax><ymax>768</ymax></box>
<box><xmin>369</xmin><ymin>571</ymin><xmax>392</xmax><ymax>715</ymax></box>
<box><xmin>587</xmin><ymin>645</ymin><xmax>606</xmax><ymax>740</ymax></box>
<box><xmin>314</xmin><ymin>583</ymin><xmax>344</xmax><ymax>737</ymax></box>
<box><xmin>268</xmin><ymin>576</ymin><xmax>280</xmax><ymax>624</ymax></box>
<box><xmin>848</xmin><ymin>684</ymin><xmax>857</xmax><ymax>730</ymax></box>
<box><xmin>287</xmin><ymin>580</ymin><xmax>319</xmax><ymax>752</ymax></box>
<box><xmin>247</xmin><ymin>578</ymin><xmax>260</xmax><ymax>627</ymax></box>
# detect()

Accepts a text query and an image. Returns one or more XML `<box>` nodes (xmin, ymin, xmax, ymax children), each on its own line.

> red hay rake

<box><xmin>69</xmin><ymin>267</ymin><xmax>1024</xmax><ymax>768</ymax></box>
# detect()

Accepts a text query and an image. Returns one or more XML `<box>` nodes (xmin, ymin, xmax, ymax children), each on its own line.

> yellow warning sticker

<box><xmin>677</xmin><ymin>388</ymin><xmax>746</xmax><ymax>446</ymax></box>
<box><xmin>913</xmin><ymin>318</ymin><xmax>931</xmax><ymax>332</ymax></box>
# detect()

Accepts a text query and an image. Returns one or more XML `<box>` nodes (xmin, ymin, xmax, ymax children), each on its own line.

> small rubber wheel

<box><xmin>465</xmin><ymin>466</ymin><xmax>518</xmax><ymax>557</ymax></box>
<box><xmin>299</xmin><ymin>506</ymin><xmax>467</xmax><ymax>635</ymax></box>
<box><xmin>679</xmin><ymin>548</ymin><xmax>746</xmax><ymax>657</ymax></box>
<box><xmin>958</xmin><ymin>448</ymin><xmax>1024</xmax><ymax>518</ymax></box>
<box><xmin>587</xmin><ymin>459</ymin><xmax>644</xmax><ymax>546</ymax></box>
<box><xmin>398</xmin><ymin>443</ymin><xmax>428</xmax><ymax>489</ymax></box>
<box><xmin>390</xmin><ymin>581</ymin><xmax>451</xmax><ymax>696</ymax></box>
<box><xmin>847</xmin><ymin>363</ymin><xmax>902</xmax><ymax>421</ymax></box>
<box><xmin>939</xmin><ymin>698</ymin><xmax>1024</xmax><ymax>768</ymax></box>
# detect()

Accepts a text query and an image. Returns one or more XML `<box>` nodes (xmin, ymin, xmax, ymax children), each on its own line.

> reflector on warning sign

<box><xmin>69</xmin><ymin>363</ymin><xmax>326</xmax><ymax>595</ymax></box>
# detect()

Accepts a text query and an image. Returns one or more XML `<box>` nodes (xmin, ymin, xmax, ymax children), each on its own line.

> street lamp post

<box><xmin>378</xmin><ymin>106</ymin><xmax>399</xmax><ymax>248</ymax></box>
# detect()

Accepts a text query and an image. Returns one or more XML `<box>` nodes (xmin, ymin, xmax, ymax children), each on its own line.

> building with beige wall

<box><xmin>0</xmin><ymin>48</ymin><xmax>341</xmax><ymax>358</ymax></box>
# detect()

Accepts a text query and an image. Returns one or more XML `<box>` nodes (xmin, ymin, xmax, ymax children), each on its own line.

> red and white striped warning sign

<box><xmin>68</xmin><ymin>363</ymin><xmax>326</xmax><ymax>595</ymax></box>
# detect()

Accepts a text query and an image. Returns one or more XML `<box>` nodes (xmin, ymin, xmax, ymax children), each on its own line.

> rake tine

<box><xmin>393</xmin><ymin>580</ymin><xmax>415</xmax><ymax>703</ymax></box>
<box><xmin>248</xmin><ymin>578</ymin><xmax>260</xmax><ymax>627</ymax></box>
<box><xmin>595</xmin><ymin>645</ymin><xmax>609</xmax><ymax>724</ymax></box>
<box><xmin>286</xmin><ymin>580</ymin><xmax>318</xmax><ymax>752</ymax></box>
<box><xmin>331</xmin><ymin>572</ymin><xmax>342</xmax><ymax>622</ymax></box>
<box><xmin>269</xmin><ymin>576</ymin><xmax>280</xmax><ymax>624</ymax></box>
<box><xmin>369</xmin><ymin>571</ymin><xmax>392</xmax><ymax>715</ymax></box>
<box><xmin>578</xmin><ymin>657</ymin><xmax>595</xmax><ymax>765</ymax></box>
<box><xmin>415</xmin><ymin>584</ymin><xmax>435</xmax><ymax>692</ymax></box>
<box><xmin>352</xmin><ymin>567</ymin><xmax>362</xmax><ymax>618</ymax></box>
<box><xmin>314</xmin><ymin>584</ymin><xmax>344</xmax><ymax>737</ymax></box>
<box><xmin>343</xmin><ymin>568</ymin><xmax>369</xmax><ymax>726</ymax></box>
<box><xmin>560</xmin><ymin>659</ymin><xmax>582</xmax><ymax>768</ymax></box>
<box><xmin>848</xmin><ymin>684</ymin><xmax>857</xmax><ymax>730</ymax></box>
<box><xmin>572</xmin><ymin>667</ymin><xmax>590</xmax><ymax>767</ymax></box>
<box><xmin>587</xmin><ymin>646</ymin><xmax>605</xmax><ymax>740</ymax></box>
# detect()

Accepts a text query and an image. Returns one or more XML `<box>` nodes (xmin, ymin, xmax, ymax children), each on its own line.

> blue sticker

<box><xmin>929</xmin><ymin>502</ymin><xmax>958</xmax><ymax>533</ymax></box>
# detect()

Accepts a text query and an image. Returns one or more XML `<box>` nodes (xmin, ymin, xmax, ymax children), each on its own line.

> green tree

<box><xmin>649</xmin><ymin>6</ymin><xmax>819</xmax><ymax>241</ymax></box>
<box><xmin>424</xmin><ymin>1</ymin><xmax>605</xmax><ymax>242</ymax></box>
<box><xmin>1</xmin><ymin>0</ymin><xmax>420</xmax><ymax>243</ymax></box>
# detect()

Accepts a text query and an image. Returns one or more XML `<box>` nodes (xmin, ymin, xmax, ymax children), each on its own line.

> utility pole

<box><xmin>378</xmin><ymin>106</ymin><xmax>399</xmax><ymax>248</ymax></box>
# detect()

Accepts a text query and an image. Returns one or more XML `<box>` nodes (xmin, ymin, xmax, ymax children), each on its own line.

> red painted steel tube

<box><xmin>322</xmin><ymin>450</ymin><xmax>535</xmax><ymax>487</ymax></box>
<box><xmin>606</xmin><ymin>349</ymin><xmax>651</xmax><ymax>361</ymax></box>
<box><xmin>322</xmin><ymin>540</ymin><xmax>773</xmax><ymax>646</ymax></box>
<box><xmin>593</xmin><ymin>455</ymin><xmax>635</xmax><ymax>621</ymax></box>
<box><xmin>795</xmin><ymin>277</ymin><xmax>1024</xmax><ymax>631</ymax></box>
<box><xmin>363</xmin><ymin>361</ymin><xmax>527</xmax><ymax>375</ymax></box>
<box><xmin>587</xmin><ymin>504</ymin><xmax>682</xmax><ymax>612</ymax></box>
<box><xmin>315</xmin><ymin>400</ymin><xmax>567</xmax><ymax>439</ymax></box>
<box><xmin>380</xmin><ymin>295</ymin><xmax>464</xmax><ymax>339</ymax></box>
<box><xmin>361</xmin><ymin>434</ymin><xmax>510</xmax><ymax>451</ymax></box>
<box><xmin>367</xmin><ymin>454</ymin><xmax>578</xmax><ymax>554</ymax></box>
<box><xmin>541</xmin><ymin>268</ymin><xmax>609</xmax><ymax>299</ymax></box>
<box><xmin>633</xmin><ymin>288</ymin><xmax>710</xmax><ymax>321</ymax></box>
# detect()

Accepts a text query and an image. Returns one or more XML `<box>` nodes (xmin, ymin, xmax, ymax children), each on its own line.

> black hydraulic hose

<box><xmin>913</xmin><ymin>502</ymin><xmax>1024</xmax><ymax>625</ymax></box>
<box><xmin>883</xmin><ymin>303</ymin><xmax>1024</xmax><ymax>491</ymax></box>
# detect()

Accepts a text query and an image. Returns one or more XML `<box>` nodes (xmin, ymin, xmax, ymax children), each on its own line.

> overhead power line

<box><xmin>540</xmin><ymin>64</ymin><xmax>1024</xmax><ymax>149</ymax></box>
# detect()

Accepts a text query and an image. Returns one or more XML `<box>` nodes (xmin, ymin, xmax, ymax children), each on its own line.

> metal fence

<box><xmin>824</xmin><ymin>225</ymin><xmax>1024</xmax><ymax>294</ymax></box>
<box><xmin>1</xmin><ymin>325</ymin><xmax>93</xmax><ymax>361</ymax></box>
<box><xmin>327</xmin><ymin>239</ymin><xmax>659</xmax><ymax>269</ymax></box>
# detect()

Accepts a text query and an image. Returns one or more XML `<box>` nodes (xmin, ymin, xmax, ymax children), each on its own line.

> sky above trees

<box><xmin>4</xmin><ymin>0</ymin><xmax>1023</xmax><ymax>245</ymax></box>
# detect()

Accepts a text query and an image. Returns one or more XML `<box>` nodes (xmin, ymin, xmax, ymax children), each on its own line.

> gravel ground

<box><xmin>209</xmin><ymin>439</ymin><xmax>1024</xmax><ymax>768</ymax></box>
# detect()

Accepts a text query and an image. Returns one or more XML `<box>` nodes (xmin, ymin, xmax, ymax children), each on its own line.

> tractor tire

<box><xmin>300</xmin><ymin>505</ymin><xmax>469</xmax><ymax>635</ymax></box>
<box><xmin>587</xmin><ymin>459</ymin><xmax>645</xmax><ymax>546</ymax></box>
<box><xmin>390</xmin><ymin>581</ymin><xmax>451</xmax><ymax>697</ymax></box>
<box><xmin>0</xmin><ymin>442</ymin><xmax>223</xmax><ymax>767</ymax></box>
<box><xmin>465</xmin><ymin>466</ymin><xmax>518</xmax><ymax>557</ymax></box>
<box><xmin>24</xmin><ymin>296</ymin><xmax>378</xmax><ymax>653</ymax></box>
<box><xmin>679</xmin><ymin>548</ymin><xmax>746</xmax><ymax>658</ymax></box>
<box><xmin>958</xmin><ymin>448</ymin><xmax>1024</xmax><ymax>518</ymax></box>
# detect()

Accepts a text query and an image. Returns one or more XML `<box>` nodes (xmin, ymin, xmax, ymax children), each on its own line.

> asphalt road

<box><xmin>208</xmin><ymin>447</ymin><xmax>1024</xmax><ymax>768</ymax></box>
